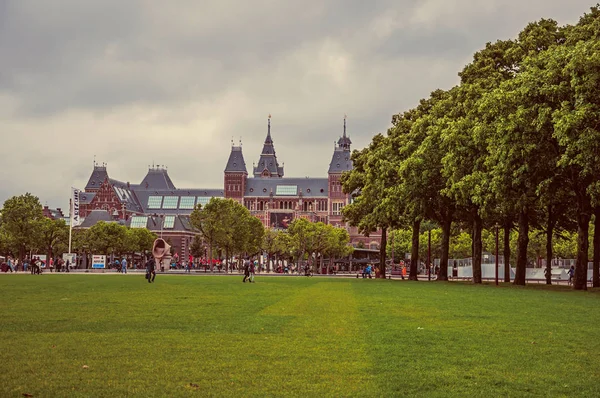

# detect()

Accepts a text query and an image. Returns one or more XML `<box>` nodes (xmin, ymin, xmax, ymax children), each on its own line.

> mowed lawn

<box><xmin>0</xmin><ymin>275</ymin><xmax>599</xmax><ymax>397</ymax></box>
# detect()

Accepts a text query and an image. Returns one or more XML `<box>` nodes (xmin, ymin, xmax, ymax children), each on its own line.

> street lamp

<box><xmin>495</xmin><ymin>223</ymin><xmax>499</xmax><ymax>286</ymax></box>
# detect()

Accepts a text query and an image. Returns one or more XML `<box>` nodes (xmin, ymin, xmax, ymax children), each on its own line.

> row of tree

<box><xmin>342</xmin><ymin>6</ymin><xmax>600</xmax><ymax>289</ymax></box>
<box><xmin>387</xmin><ymin>224</ymin><xmax>592</xmax><ymax>267</ymax></box>
<box><xmin>0</xmin><ymin>194</ymin><xmax>353</xmax><ymax>270</ymax></box>
<box><xmin>0</xmin><ymin>193</ymin><xmax>159</xmax><ymax>265</ymax></box>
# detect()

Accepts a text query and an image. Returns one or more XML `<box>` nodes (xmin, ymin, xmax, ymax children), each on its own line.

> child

<box><xmin>567</xmin><ymin>265</ymin><xmax>575</xmax><ymax>285</ymax></box>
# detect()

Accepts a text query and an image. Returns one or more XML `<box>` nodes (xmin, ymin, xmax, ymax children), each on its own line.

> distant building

<box><xmin>42</xmin><ymin>205</ymin><xmax>65</xmax><ymax>221</ymax></box>
<box><xmin>76</xmin><ymin>117</ymin><xmax>381</xmax><ymax>258</ymax></box>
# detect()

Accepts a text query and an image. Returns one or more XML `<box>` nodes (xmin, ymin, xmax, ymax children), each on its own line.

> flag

<box><xmin>71</xmin><ymin>188</ymin><xmax>81</xmax><ymax>227</ymax></box>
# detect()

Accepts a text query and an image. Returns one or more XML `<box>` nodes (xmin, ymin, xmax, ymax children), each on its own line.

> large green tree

<box><xmin>0</xmin><ymin>193</ymin><xmax>44</xmax><ymax>262</ymax></box>
<box><xmin>36</xmin><ymin>218</ymin><xmax>69</xmax><ymax>265</ymax></box>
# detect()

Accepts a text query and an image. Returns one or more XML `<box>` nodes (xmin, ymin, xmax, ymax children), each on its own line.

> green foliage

<box><xmin>347</xmin><ymin>6</ymin><xmax>600</xmax><ymax>289</ymax></box>
<box><xmin>190</xmin><ymin>198</ymin><xmax>265</xmax><ymax>264</ymax></box>
<box><xmin>0</xmin><ymin>193</ymin><xmax>44</xmax><ymax>259</ymax></box>
<box><xmin>286</xmin><ymin>218</ymin><xmax>352</xmax><ymax>271</ymax></box>
<box><xmin>35</xmin><ymin>217</ymin><xmax>69</xmax><ymax>258</ymax></box>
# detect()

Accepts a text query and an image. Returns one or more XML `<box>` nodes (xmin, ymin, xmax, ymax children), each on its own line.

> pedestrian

<box><xmin>24</xmin><ymin>257</ymin><xmax>29</xmax><ymax>273</ymax></box>
<box><xmin>568</xmin><ymin>265</ymin><xmax>575</xmax><ymax>285</ymax></box>
<box><xmin>146</xmin><ymin>257</ymin><xmax>156</xmax><ymax>283</ymax></box>
<box><xmin>121</xmin><ymin>257</ymin><xmax>127</xmax><ymax>274</ymax></box>
<box><xmin>242</xmin><ymin>259</ymin><xmax>251</xmax><ymax>283</ymax></box>
<box><xmin>7</xmin><ymin>256</ymin><xmax>15</xmax><ymax>273</ymax></box>
<box><xmin>65</xmin><ymin>259</ymin><xmax>71</xmax><ymax>272</ymax></box>
<box><xmin>249</xmin><ymin>260</ymin><xmax>256</xmax><ymax>283</ymax></box>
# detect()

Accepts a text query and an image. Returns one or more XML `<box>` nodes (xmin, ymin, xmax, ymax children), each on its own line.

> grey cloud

<box><xmin>0</xmin><ymin>0</ymin><xmax>596</xmax><ymax>209</ymax></box>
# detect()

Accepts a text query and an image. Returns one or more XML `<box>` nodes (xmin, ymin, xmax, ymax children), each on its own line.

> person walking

<box><xmin>249</xmin><ymin>261</ymin><xmax>256</xmax><ymax>283</ymax></box>
<box><xmin>146</xmin><ymin>258</ymin><xmax>156</xmax><ymax>283</ymax></box>
<box><xmin>7</xmin><ymin>256</ymin><xmax>15</xmax><ymax>273</ymax></box>
<box><xmin>568</xmin><ymin>265</ymin><xmax>575</xmax><ymax>286</ymax></box>
<box><xmin>242</xmin><ymin>259</ymin><xmax>251</xmax><ymax>282</ymax></box>
<box><xmin>121</xmin><ymin>257</ymin><xmax>127</xmax><ymax>274</ymax></box>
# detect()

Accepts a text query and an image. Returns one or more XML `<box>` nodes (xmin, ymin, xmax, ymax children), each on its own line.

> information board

<box><xmin>92</xmin><ymin>255</ymin><xmax>106</xmax><ymax>269</ymax></box>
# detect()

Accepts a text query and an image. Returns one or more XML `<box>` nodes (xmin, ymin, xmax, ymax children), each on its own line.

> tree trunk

<box><xmin>19</xmin><ymin>246</ymin><xmax>25</xmax><ymax>267</ymax></box>
<box><xmin>574</xmin><ymin>210</ymin><xmax>591</xmax><ymax>290</ymax></box>
<box><xmin>593</xmin><ymin>207</ymin><xmax>600</xmax><ymax>288</ymax></box>
<box><xmin>472</xmin><ymin>213</ymin><xmax>483</xmax><ymax>284</ymax></box>
<box><xmin>545</xmin><ymin>206</ymin><xmax>554</xmax><ymax>285</ymax></box>
<box><xmin>409</xmin><ymin>219</ymin><xmax>420</xmax><ymax>281</ymax></box>
<box><xmin>438</xmin><ymin>218</ymin><xmax>451</xmax><ymax>281</ymax></box>
<box><xmin>378</xmin><ymin>227</ymin><xmax>387</xmax><ymax>278</ymax></box>
<box><xmin>513</xmin><ymin>207</ymin><xmax>529</xmax><ymax>286</ymax></box>
<box><xmin>503</xmin><ymin>222</ymin><xmax>511</xmax><ymax>282</ymax></box>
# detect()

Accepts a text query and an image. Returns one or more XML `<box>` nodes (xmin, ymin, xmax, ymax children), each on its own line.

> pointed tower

<box><xmin>328</xmin><ymin>115</ymin><xmax>353</xmax><ymax>225</ymax></box>
<box><xmin>253</xmin><ymin>115</ymin><xmax>284</xmax><ymax>178</ymax></box>
<box><xmin>84</xmin><ymin>163</ymin><xmax>109</xmax><ymax>193</ymax></box>
<box><xmin>224</xmin><ymin>140</ymin><xmax>248</xmax><ymax>202</ymax></box>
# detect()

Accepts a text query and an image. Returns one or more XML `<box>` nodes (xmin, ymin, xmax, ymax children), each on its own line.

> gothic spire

<box><xmin>337</xmin><ymin>114</ymin><xmax>352</xmax><ymax>150</ymax></box>
<box><xmin>254</xmin><ymin>114</ymin><xmax>283</xmax><ymax>178</ymax></box>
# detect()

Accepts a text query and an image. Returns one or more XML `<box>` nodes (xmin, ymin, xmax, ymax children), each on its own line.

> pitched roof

<box><xmin>224</xmin><ymin>146</ymin><xmax>248</xmax><ymax>173</ymax></box>
<box><xmin>140</xmin><ymin>167</ymin><xmax>176</xmax><ymax>190</ymax></box>
<box><xmin>84</xmin><ymin>165</ymin><xmax>109</xmax><ymax>190</ymax></box>
<box><xmin>134</xmin><ymin>188</ymin><xmax>224</xmax><ymax>215</ymax></box>
<box><xmin>329</xmin><ymin>118</ymin><xmax>353</xmax><ymax>173</ymax></box>
<box><xmin>79</xmin><ymin>192</ymin><xmax>96</xmax><ymax>204</ymax></box>
<box><xmin>328</xmin><ymin>147</ymin><xmax>353</xmax><ymax>173</ymax></box>
<box><xmin>126</xmin><ymin>214</ymin><xmax>195</xmax><ymax>232</ymax></box>
<box><xmin>79</xmin><ymin>209</ymin><xmax>115</xmax><ymax>228</ymax></box>
<box><xmin>245</xmin><ymin>177</ymin><xmax>328</xmax><ymax>198</ymax></box>
<box><xmin>109</xmin><ymin>179</ymin><xmax>144</xmax><ymax>213</ymax></box>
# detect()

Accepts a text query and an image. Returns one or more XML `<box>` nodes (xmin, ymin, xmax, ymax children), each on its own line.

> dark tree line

<box><xmin>342</xmin><ymin>6</ymin><xmax>600</xmax><ymax>290</ymax></box>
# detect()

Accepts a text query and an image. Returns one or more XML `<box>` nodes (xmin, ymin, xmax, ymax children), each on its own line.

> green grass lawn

<box><xmin>0</xmin><ymin>274</ymin><xmax>599</xmax><ymax>397</ymax></box>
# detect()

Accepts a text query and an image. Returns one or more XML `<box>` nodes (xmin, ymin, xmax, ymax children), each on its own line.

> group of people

<box><xmin>113</xmin><ymin>258</ymin><xmax>128</xmax><ymax>273</ymax></box>
<box><xmin>0</xmin><ymin>256</ymin><xmax>72</xmax><ymax>274</ymax></box>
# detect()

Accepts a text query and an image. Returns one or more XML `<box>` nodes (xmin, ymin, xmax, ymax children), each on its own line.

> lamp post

<box><xmin>428</xmin><ymin>229</ymin><xmax>431</xmax><ymax>281</ymax></box>
<box><xmin>495</xmin><ymin>223</ymin><xmax>499</xmax><ymax>286</ymax></box>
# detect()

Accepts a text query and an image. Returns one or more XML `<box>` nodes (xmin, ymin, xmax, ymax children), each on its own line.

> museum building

<box><xmin>76</xmin><ymin>118</ymin><xmax>381</xmax><ymax>259</ymax></box>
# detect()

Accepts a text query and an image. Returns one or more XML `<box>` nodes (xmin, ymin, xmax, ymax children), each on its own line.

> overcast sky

<box><xmin>0</xmin><ymin>0</ymin><xmax>594</xmax><ymax>211</ymax></box>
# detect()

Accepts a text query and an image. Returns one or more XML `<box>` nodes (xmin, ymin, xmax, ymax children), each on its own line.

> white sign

<box><xmin>92</xmin><ymin>255</ymin><xmax>106</xmax><ymax>269</ymax></box>
<box><xmin>63</xmin><ymin>253</ymin><xmax>77</xmax><ymax>267</ymax></box>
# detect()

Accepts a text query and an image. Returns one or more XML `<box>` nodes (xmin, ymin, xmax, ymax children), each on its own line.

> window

<box><xmin>148</xmin><ymin>196</ymin><xmax>163</xmax><ymax>209</ymax></box>
<box><xmin>332</xmin><ymin>202</ymin><xmax>344</xmax><ymax>216</ymax></box>
<box><xmin>197</xmin><ymin>197</ymin><xmax>211</xmax><ymax>206</ymax></box>
<box><xmin>276</xmin><ymin>185</ymin><xmax>298</xmax><ymax>196</ymax></box>
<box><xmin>163</xmin><ymin>215</ymin><xmax>175</xmax><ymax>229</ymax></box>
<box><xmin>162</xmin><ymin>196</ymin><xmax>179</xmax><ymax>209</ymax></box>
<box><xmin>318</xmin><ymin>201</ymin><xmax>327</xmax><ymax>212</ymax></box>
<box><xmin>179</xmin><ymin>196</ymin><xmax>196</xmax><ymax>209</ymax></box>
<box><xmin>131</xmin><ymin>216</ymin><xmax>148</xmax><ymax>228</ymax></box>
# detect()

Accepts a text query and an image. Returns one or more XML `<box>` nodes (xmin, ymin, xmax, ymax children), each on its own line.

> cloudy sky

<box><xmin>0</xmin><ymin>0</ymin><xmax>594</xmax><ymax>211</ymax></box>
